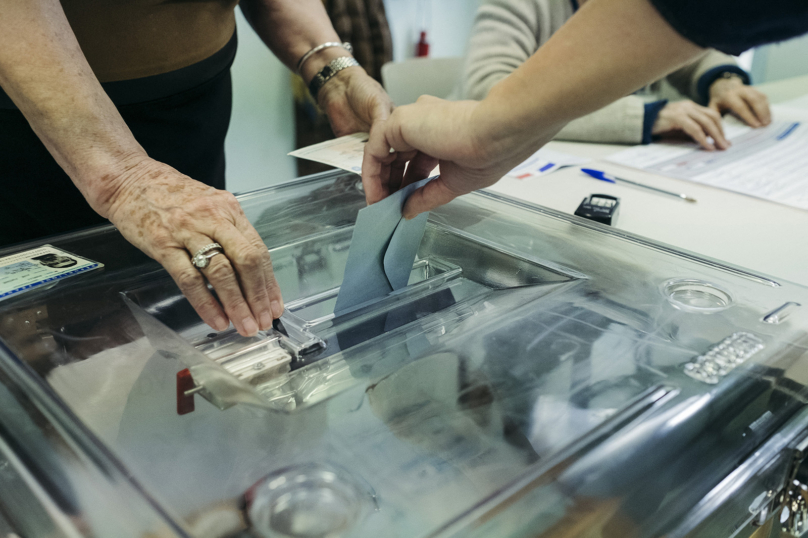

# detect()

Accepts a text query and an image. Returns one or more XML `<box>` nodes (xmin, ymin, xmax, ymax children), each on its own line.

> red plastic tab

<box><xmin>176</xmin><ymin>368</ymin><xmax>196</xmax><ymax>415</ymax></box>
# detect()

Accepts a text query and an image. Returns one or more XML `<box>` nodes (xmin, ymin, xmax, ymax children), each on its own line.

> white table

<box><xmin>487</xmin><ymin>74</ymin><xmax>808</xmax><ymax>287</ymax></box>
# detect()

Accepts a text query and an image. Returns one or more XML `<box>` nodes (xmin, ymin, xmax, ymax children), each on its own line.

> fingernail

<box><xmin>271</xmin><ymin>300</ymin><xmax>284</xmax><ymax>319</ymax></box>
<box><xmin>260</xmin><ymin>311</ymin><xmax>273</xmax><ymax>330</ymax></box>
<box><xmin>214</xmin><ymin>317</ymin><xmax>229</xmax><ymax>332</ymax></box>
<box><xmin>242</xmin><ymin>317</ymin><xmax>258</xmax><ymax>336</ymax></box>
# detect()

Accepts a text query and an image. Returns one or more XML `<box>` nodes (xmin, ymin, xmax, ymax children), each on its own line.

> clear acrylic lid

<box><xmin>0</xmin><ymin>171</ymin><xmax>807</xmax><ymax>538</ymax></box>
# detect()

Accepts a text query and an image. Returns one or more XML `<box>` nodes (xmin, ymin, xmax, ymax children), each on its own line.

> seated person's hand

<box><xmin>708</xmin><ymin>76</ymin><xmax>771</xmax><ymax>128</ymax></box>
<box><xmin>318</xmin><ymin>66</ymin><xmax>394</xmax><ymax>137</ymax></box>
<box><xmin>104</xmin><ymin>157</ymin><xmax>283</xmax><ymax>337</ymax></box>
<box><xmin>652</xmin><ymin>100</ymin><xmax>730</xmax><ymax>150</ymax></box>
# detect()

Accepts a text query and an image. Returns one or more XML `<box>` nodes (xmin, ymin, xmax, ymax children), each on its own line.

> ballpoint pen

<box><xmin>580</xmin><ymin>168</ymin><xmax>697</xmax><ymax>203</ymax></box>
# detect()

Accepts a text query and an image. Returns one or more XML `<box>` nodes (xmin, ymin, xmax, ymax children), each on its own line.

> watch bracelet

<box><xmin>308</xmin><ymin>56</ymin><xmax>361</xmax><ymax>100</ymax></box>
<box><xmin>296</xmin><ymin>41</ymin><xmax>353</xmax><ymax>75</ymax></box>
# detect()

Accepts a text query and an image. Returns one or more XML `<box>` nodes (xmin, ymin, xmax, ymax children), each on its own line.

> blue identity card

<box><xmin>0</xmin><ymin>245</ymin><xmax>103</xmax><ymax>301</ymax></box>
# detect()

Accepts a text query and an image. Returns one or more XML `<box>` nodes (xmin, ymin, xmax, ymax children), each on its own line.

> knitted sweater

<box><xmin>459</xmin><ymin>0</ymin><xmax>743</xmax><ymax>144</ymax></box>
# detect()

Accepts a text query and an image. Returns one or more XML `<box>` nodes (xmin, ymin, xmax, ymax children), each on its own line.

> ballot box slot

<box><xmin>288</xmin><ymin>277</ymin><xmax>490</xmax><ymax>368</ymax></box>
<box><xmin>283</xmin><ymin>257</ymin><xmax>462</xmax><ymax>328</ymax></box>
<box><xmin>418</xmin><ymin>224</ymin><xmax>583</xmax><ymax>288</ymax></box>
<box><xmin>253</xmin><ymin>279</ymin><xmax>583</xmax><ymax>412</ymax></box>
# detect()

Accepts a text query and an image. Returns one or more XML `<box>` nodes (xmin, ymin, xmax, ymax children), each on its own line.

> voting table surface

<box><xmin>1</xmin><ymin>169</ymin><xmax>808</xmax><ymax>538</ymax></box>
<box><xmin>488</xmin><ymin>74</ymin><xmax>808</xmax><ymax>289</ymax></box>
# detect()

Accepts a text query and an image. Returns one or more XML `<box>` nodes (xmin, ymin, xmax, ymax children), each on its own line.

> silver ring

<box><xmin>191</xmin><ymin>243</ymin><xmax>223</xmax><ymax>269</ymax></box>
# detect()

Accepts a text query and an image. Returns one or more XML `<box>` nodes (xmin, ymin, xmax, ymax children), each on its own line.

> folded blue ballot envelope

<box><xmin>333</xmin><ymin>177</ymin><xmax>434</xmax><ymax>314</ymax></box>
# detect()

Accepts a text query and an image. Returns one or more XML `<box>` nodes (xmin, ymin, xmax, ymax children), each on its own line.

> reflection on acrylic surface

<box><xmin>0</xmin><ymin>172</ymin><xmax>807</xmax><ymax>538</ymax></box>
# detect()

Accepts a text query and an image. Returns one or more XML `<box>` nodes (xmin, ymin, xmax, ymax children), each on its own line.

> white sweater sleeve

<box><xmin>461</xmin><ymin>0</ymin><xmax>647</xmax><ymax>145</ymax></box>
<box><xmin>460</xmin><ymin>0</ymin><xmax>547</xmax><ymax>101</ymax></box>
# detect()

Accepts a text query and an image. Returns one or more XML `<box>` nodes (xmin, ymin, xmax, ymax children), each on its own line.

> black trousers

<box><xmin>0</xmin><ymin>69</ymin><xmax>232</xmax><ymax>247</ymax></box>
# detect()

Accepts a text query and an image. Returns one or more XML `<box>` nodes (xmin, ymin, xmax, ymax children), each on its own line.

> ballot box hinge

<box><xmin>756</xmin><ymin>433</ymin><xmax>808</xmax><ymax>535</ymax></box>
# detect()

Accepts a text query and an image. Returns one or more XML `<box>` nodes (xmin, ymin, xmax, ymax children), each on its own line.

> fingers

<box><xmin>234</xmin><ymin>220</ymin><xmax>284</xmax><ymax>320</ymax></box>
<box><xmin>402</xmin><ymin>152</ymin><xmax>440</xmax><ymax>189</ymax></box>
<box><xmin>712</xmin><ymin>85</ymin><xmax>772</xmax><ymax>128</ymax></box>
<box><xmin>676</xmin><ymin>115</ymin><xmax>713</xmax><ymax>150</ymax></box>
<box><xmin>742</xmin><ymin>90</ymin><xmax>771</xmax><ymax>126</ymax></box>
<box><xmin>362</xmin><ymin>113</ymin><xmax>417</xmax><ymax>205</ymax></box>
<box><xmin>387</xmin><ymin>149</ymin><xmax>419</xmax><ymax>195</ymax></box>
<box><xmin>402</xmin><ymin>176</ymin><xmax>459</xmax><ymax>219</ymax></box>
<box><xmin>188</xmin><ymin>231</ymin><xmax>266</xmax><ymax>337</ymax></box>
<box><xmin>724</xmin><ymin>94</ymin><xmax>763</xmax><ymax>128</ymax></box>
<box><xmin>362</xmin><ymin>121</ymin><xmax>395</xmax><ymax>204</ymax></box>
<box><xmin>370</xmin><ymin>91</ymin><xmax>395</xmax><ymax>124</ymax></box>
<box><xmin>162</xmin><ymin>249</ymin><xmax>230</xmax><ymax>334</ymax></box>
<box><xmin>693</xmin><ymin>108</ymin><xmax>729</xmax><ymax>149</ymax></box>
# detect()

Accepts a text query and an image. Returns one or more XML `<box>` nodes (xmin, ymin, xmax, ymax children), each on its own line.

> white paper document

<box><xmin>289</xmin><ymin>132</ymin><xmax>441</xmax><ymax>177</ymax></box>
<box><xmin>288</xmin><ymin>132</ymin><xmax>369</xmax><ymax>174</ymax></box>
<box><xmin>608</xmin><ymin>115</ymin><xmax>808</xmax><ymax>211</ymax></box>
<box><xmin>506</xmin><ymin>148</ymin><xmax>590</xmax><ymax>179</ymax></box>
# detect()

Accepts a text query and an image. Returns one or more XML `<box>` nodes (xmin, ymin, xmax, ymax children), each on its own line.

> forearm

<box><xmin>475</xmin><ymin>0</ymin><xmax>704</xmax><ymax>160</ymax></box>
<box><xmin>554</xmin><ymin>97</ymin><xmax>646</xmax><ymax>145</ymax></box>
<box><xmin>239</xmin><ymin>0</ymin><xmax>348</xmax><ymax>83</ymax></box>
<box><xmin>0</xmin><ymin>0</ymin><xmax>144</xmax><ymax>217</ymax></box>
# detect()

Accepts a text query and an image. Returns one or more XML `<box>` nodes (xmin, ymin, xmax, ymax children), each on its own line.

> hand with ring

<box><xmin>104</xmin><ymin>157</ymin><xmax>283</xmax><ymax>337</ymax></box>
<box><xmin>191</xmin><ymin>243</ymin><xmax>224</xmax><ymax>269</ymax></box>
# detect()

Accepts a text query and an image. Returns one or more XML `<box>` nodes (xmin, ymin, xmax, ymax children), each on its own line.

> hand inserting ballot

<box><xmin>361</xmin><ymin>96</ymin><xmax>554</xmax><ymax>219</ymax></box>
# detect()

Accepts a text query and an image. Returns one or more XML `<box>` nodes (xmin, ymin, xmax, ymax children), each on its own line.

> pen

<box><xmin>580</xmin><ymin>168</ymin><xmax>697</xmax><ymax>203</ymax></box>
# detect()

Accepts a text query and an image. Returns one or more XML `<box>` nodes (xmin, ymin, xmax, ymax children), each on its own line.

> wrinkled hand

<box><xmin>708</xmin><ymin>77</ymin><xmax>771</xmax><ymax>128</ymax></box>
<box><xmin>652</xmin><ymin>100</ymin><xmax>729</xmax><ymax>150</ymax></box>
<box><xmin>362</xmin><ymin>95</ymin><xmax>548</xmax><ymax>219</ymax></box>
<box><xmin>105</xmin><ymin>158</ymin><xmax>283</xmax><ymax>337</ymax></box>
<box><xmin>317</xmin><ymin>66</ymin><xmax>394</xmax><ymax>136</ymax></box>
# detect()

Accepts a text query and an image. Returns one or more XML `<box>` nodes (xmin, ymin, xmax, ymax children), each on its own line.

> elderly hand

<box><xmin>652</xmin><ymin>100</ymin><xmax>730</xmax><ymax>150</ymax></box>
<box><xmin>709</xmin><ymin>76</ymin><xmax>771</xmax><ymax>128</ymax></box>
<box><xmin>318</xmin><ymin>66</ymin><xmax>394</xmax><ymax>137</ymax></box>
<box><xmin>362</xmin><ymin>95</ymin><xmax>548</xmax><ymax>219</ymax></box>
<box><xmin>104</xmin><ymin>157</ymin><xmax>283</xmax><ymax>337</ymax></box>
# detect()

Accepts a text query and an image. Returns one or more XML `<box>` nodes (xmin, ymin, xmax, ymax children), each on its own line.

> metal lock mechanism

<box><xmin>768</xmin><ymin>435</ymin><xmax>808</xmax><ymax>537</ymax></box>
<box><xmin>782</xmin><ymin>479</ymin><xmax>808</xmax><ymax>536</ymax></box>
<box><xmin>176</xmin><ymin>316</ymin><xmax>325</xmax><ymax>415</ymax></box>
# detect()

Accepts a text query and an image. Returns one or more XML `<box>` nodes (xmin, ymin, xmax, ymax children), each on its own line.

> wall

<box><xmin>751</xmin><ymin>34</ymin><xmax>808</xmax><ymax>84</ymax></box>
<box><xmin>225</xmin><ymin>10</ymin><xmax>296</xmax><ymax>194</ymax></box>
<box><xmin>383</xmin><ymin>0</ymin><xmax>483</xmax><ymax>61</ymax></box>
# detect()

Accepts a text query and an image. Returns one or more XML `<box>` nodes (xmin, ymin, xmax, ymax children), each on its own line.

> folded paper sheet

<box><xmin>333</xmin><ymin>177</ymin><xmax>433</xmax><ymax>314</ymax></box>
<box><xmin>289</xmin><ymin>133</ymin><xmax>440</xmax><ymax>177</ymax></box>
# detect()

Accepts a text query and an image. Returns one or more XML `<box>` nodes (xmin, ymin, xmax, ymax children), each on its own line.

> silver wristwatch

<box><xmin>308</xmin><ymin>56</ymin><xmax>361</xmax><ymax>100</ymax></box>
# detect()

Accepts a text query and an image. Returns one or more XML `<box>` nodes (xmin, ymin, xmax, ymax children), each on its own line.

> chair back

<box><xmin>381</xmin><ymin>57</ymin><xmax>464</xmax><ymax>106</ymax></box>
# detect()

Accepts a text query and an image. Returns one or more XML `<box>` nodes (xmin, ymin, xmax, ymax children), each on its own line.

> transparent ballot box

<box><xmin>0</xmin><ymin>170</ymin><xmax>808</xmax><ymax>538</ymax></box>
